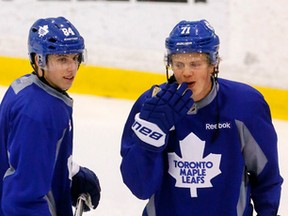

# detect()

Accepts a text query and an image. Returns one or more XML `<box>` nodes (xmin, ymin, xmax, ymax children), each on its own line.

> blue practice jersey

<box><xmin>120</xmin><ymin>78</ymin><xmax>283</xmax><ymax>216</ymax></box>
<box><xmin>0</xmin><ymin>74</ymin><xmax>74</xmax><ymax>215</ymax></box>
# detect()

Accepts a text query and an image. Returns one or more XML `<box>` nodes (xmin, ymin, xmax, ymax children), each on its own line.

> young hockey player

<box><xmin>0</xmin><ymin>17</ymin><xmax>101</xmax><ymax>215</ymax></box>
<box><xmin>120</xmin><ymin>19</ymin><xmax>283</xmax><ymax>215</ymax></box>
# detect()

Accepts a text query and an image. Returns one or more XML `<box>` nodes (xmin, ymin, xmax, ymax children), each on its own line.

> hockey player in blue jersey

<box><xmin>120</xmin><ymin>20</ymin><xmax>283</xmax><ymax>215</ymax></box>
<box><xmin>0</xmin><ymin>17</ymin><xmax>101</xmax><ymax>215</ymax></box>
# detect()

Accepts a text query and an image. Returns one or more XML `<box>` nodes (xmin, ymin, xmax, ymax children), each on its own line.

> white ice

<box><xmin>0</xmin><ymin>86</ymin><xmax>287</xmax><ymax>215</ymax></box>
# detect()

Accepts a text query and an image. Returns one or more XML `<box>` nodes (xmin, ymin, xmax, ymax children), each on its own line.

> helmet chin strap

<box><xmin>32</xmin><ymin>64</ymin><xmax>48</xmax><ymax>87</ymax></box>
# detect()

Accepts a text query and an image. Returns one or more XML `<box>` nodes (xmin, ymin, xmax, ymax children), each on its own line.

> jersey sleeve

<box><xmin>238</xmin><ymin>92</ymin><xmax>283</xmax><ymax>215</ymax></box>
<box><xmin>120</xmin><ymin>88</ymin><xmax>166</xmax><ymax>200</ymax></box>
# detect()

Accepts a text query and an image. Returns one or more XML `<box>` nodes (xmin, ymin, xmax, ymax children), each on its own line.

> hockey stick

<box><xmin>74</xmin><ymin>193</ymin><xmax>93</xmax><ymax>216</ymax></box>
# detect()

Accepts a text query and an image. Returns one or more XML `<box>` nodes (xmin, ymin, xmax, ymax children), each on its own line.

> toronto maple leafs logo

<box><xmin>168</xmin><ymin>132</ymin><xmax>221</xmax><ymax>198</ymax></box>
<box><xmin>38</xmin><ymin>25</ymin><xmax>49</xmax><ymax>37</ymax></box>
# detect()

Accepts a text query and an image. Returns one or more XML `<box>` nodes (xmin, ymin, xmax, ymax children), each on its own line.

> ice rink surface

<box><xmin>0</xmin><ymin>86</ymin><xmax>286</xmax><ymax>215</ymax></box>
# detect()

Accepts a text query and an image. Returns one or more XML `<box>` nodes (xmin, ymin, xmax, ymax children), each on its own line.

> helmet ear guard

<box><xmin>164</xmin><ymin>54</ymin><xmax>175</xmax><ymax>84</ymax></box>
<box><xmin>78</xmin><ymin>48</ymin><xmax>88</xmax><ymax>65</ymax></box>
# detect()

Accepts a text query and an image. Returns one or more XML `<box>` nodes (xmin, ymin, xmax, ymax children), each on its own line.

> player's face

<box><xmin>44</xmin><ymin>54</ymin><xmax>80</xmax><ymax>91</ymax></box>
<box><xmin>171</xmin><ymin>53</ymin><xmax>214</xmax><ymax>102</ymax></box>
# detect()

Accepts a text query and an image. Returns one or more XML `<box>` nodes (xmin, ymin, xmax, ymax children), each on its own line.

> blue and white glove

<box><xmin>71</xmin><ymin>167</ymin><xmax>101</xmax><ymax>211</ymax></box>
<box><xmin>132</xmin><ymin>82</ymin><xmax>194</xmax><ymax>149</ymax></box>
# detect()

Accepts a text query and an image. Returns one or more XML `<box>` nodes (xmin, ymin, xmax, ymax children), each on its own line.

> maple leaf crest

<box><xmin>38</xmin><ymin>25</ymin><xmax>49</xmax><ymax>37</ymax></box>
<box><xmin>168</xmin><ymin>132</ymin><xmax>221</xmax><ymax>197</ymax></box>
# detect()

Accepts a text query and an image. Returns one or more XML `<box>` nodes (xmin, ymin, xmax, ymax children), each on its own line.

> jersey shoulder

<box><xmin>217</xmin><ymin>78</ymin><xmax>271</xmax><ymax>120</ymax></box>
<box><xmin>2</xmin><ymin>74</ymin><xmax>72</xmax><ymax>125</ymax></box>
<box><xmin>217</xmin><ymin>78</ymin><xmax>264</xmax><ymax>102</ymax></box>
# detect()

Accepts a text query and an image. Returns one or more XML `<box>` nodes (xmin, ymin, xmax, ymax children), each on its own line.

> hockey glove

<box><xmin>71</xmin><ymin>167</ymin><xmax>101</xmax><ymax>211</ymax></box>
<box><xmin>132</xmin><ymin>82</ymin><xmax>193</xmax><ymax>148</ymax></box>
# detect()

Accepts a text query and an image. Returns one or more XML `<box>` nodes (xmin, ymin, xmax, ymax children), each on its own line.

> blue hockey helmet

<box><xmin>165</xmin><ymin>20</ymin><xmax>220</xmax><ymax>65</ymax></box>
<box><xmin>28</xmin><ymin>16</ymin><xmax>85</xmax><ymax>68</ymax></box>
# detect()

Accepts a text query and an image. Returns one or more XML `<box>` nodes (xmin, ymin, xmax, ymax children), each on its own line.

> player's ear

<box><xmin>208</xmin><ymin>65</ymin><xmax>215</xmax><ymax>75</ymax></box>
<box><xmin>34</xmin><ymin>54</ymin><xmax>39</xmax><ymax>66</ymax></box>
